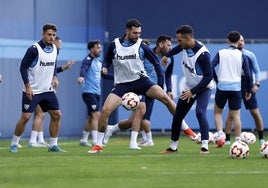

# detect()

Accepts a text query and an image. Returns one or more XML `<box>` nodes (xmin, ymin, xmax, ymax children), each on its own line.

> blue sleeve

<box><xmin>211</xmin><ymin>53</ymin><xmax>220</xmax><ymax>83</ymax></box>
<box><xmin>248</xmin><ymin>52</ymin><xmax>261</xmax><ymax>81</ymax></box>
<box><xmin>241</xmin><ymin>55</ymin><xmax>253</xmax><ymax>92</ymax></box>
<box><xmin>57</xmin><ymin>66</ymin><xmax>63</xmax><ymax>73</ymax></box>
<box><xmin>101</xmin><ymin>73</ymin><xmax>114</xmax><ymax>80</ymax></box>
<box><xmin>102</xmin><ymin>42</ymin><xmax>115</xmax><ymax>69</ymax></box>
<box><xmin>165</xmin><ymin>45</ymin><xmax>183</xmax><ymax>57</ymax></box>
<box><xmin>20</xmin><ymin>46</ymin><xmax>38</xmax><ymax>84</ymax></box>
<box><xmin>79</xmin><ymin>57</ymin><xmax>92</xmax><ymax>77</ymax></box>
<box><xmin>191</xmin><ymin>52</ymin><xmax>213</xmax><ymax>94</ymax></box>
<box><xmin>141</xmin><ymin>43</ymin><xmax>164</xmax><ymax>88</ymax></box>
<box><xmin>165</xmin><ymin>57</ymin><xmax>174</xmax><ymax>92</ymax></box>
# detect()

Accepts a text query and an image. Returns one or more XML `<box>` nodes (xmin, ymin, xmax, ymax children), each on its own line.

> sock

<box><xmin>91</xmin><ymin>130</ymin><xmax>97</xmax><ymax>145</ymax></box>
<box><xmin>258</xmin><ymin>130</ymin><xmax>264</xmax><ymax>140</ymax></box>
<box><xmin>235</xmin><ymin>136</ymin><xmax>241</xmax><ymax>141</ymax></box>
<box><xmin>225</xmin><ymin>134</ymin><xmax>231</xmax><ymax>141</ymax></box>
<box><xmin>96</xmin><ymin>132</ymin><xmax>104</xmax><ymax>147</ymax></box>
<box><xmin>146</xmin><ymin>131</ymin><xmax>153</xmax><ymax>142</ymax></box>
<box><xmin>130</xmin><ymin>131</ymin><xmax>139</xmax><ymax>147</ymax></box>
<box><xmin>37</xmin><ymin>131</ymin><xmax>45</xmax><ymax>143</ymax></box>
<box><xmin>29</xmin><ymin>131</ymin><xmax>38</xmax><ymax>144</ymax></box>
<box><xmin>11</xmin><ymin>135</ymin><xmax>21</xmax><ymax>146</ymax></box>
<box><xmin>140</xmin><ymin>130</ymin><xmax>147</xmax><ymax>141</ymax></box>
<box><xmin>113</xmin><ymin>123</ymin><xmax>120</xmax><ymax>131</ymax></box>
<box><xmin>50</xmin><ymin>137</ymin><xmax>58</xmax><ymax>147</ymax></box>
<box><xmin>80</xmin><ymin>130</ymin><xmax>90</xmax><ymax>143</ymax></box>
<box><xmin>201</xmin><ymin>140</ymin><xmax>209</xmax><ymax>150</ymax></box>
<box><xmin>181</xmin><ymin>119</ymin><xmax>189</xmax><ymax>130</ymax></box>
<box><xmin>170</xmin><ymin>140</ymin><xmax>178</xmax><ymax>150</ymax></box>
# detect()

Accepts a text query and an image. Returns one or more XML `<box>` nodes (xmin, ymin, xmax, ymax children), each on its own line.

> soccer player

<box><xmin>161</xmin><ymin>25</ymin><xmax>214</xmax><ymax>155</ymax></box>
<box><xmin>212</xmin><ymin>31</ymin><xmax>252</xmax><ymax>148</ymax></box>
<box><xmin>27</xmin><ymin>36</ymin><xmax>75</xmax><ymax>148</ymax></box>
<box><xmin>77</xmin><ymin>40</ymin><xmax>104</xmax><ymax>146</ymax></box>
<box><xmin>224</xmin><ymin>35</ymin><xmax>264</xmax><ymax>145</ymax></box>
<box><xmin>88</xmin><ymin>18</ymin><xmax>177</xmax><ymax>153</ymax></box>
<box><xmin>10</xmin><ymin>23</ymin><xmax>65</xmax><ymax>152</ymax></box>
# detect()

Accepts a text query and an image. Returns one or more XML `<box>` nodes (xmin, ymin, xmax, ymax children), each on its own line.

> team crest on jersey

<box><xmin>24</xmin><ymin>104</ymin><xmax>30</xmax><ymax>110</ymax></box>
<box><xmin>91</xmin><ymin>105</ymin><xmax>97</xmax><ymax>110</ymax></box>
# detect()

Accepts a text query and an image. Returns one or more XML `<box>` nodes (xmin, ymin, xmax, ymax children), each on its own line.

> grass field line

<box><xmin>160</xmin><ymin>171</ymin><xmax>268</xmax><ymax>175</ymax></box>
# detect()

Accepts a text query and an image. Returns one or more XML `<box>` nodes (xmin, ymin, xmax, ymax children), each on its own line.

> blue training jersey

<box><xmin>79</xmin><ymin>54</ymin><xmax>102</xmax><ymax>95</ymax></box>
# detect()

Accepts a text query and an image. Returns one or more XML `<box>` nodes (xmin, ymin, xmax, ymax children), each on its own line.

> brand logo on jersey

<box><xmin>24</xmin><ymin>104</ymin><xmax>30</xmax><ymax>110</ymax></box>
<box><xmin>116</xmin><ymin>54</ymin><xmax>136</xmax><ymax>60</ymax></box>
<box><xmin>40</xmin><ymin>61</ymin><xmax>55</xmax><ymax>66</ymax></box>
<box><xmin>182</xmin><ymin>61</ymin><xmax>194</xmax><ymax>73</ymax></box>
<box><xmin>91</xmin><ymin>105</ymin><xmax>97</xmax><ymax>110</ymax></box>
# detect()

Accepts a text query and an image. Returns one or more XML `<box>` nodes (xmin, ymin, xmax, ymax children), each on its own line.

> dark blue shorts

<box><xmin>242</xmin><ymin>90</ymin><xmax>258</xmax><ymax>109</ymax></box>
<box><xmin>215</xmin><ymin>88</ymin><xmax>242</xmax><ymax>110</ymax></box>
<box><xmin>22</xmin><ymin>91</ymin><xmax>59</xmax><ymax>113</ymax></box>
<box><xmin>111</xmin><ymin>77</ymin><xmax>155</xmax><ymax>98</ymax></box>
<box><xmin>82</xmin><ymin>93</ymin><xmax>101</xmax><ymax>115</ymax></box>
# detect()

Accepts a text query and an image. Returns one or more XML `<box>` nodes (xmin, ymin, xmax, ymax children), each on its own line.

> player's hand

<box><xmin>251</xmin><ymin>85</ymin><xmax>259</xmax><ymax>94</ymax></box>
<box><xmin>167</xmin><ymin>92</ymin><xmax>174</xmax><ymax>100</ymax></box>
<box><xmin>52</xmin><ymin>77</ymin><xmax>59</xmax><ymax>88</ymax></box>
<box><xmin>77</xmin><ymin>77</ymin><xmax>85</xmax><ymax>84</ymax></box>
<box><xmin>25</xmin><ymin>85</ymin><xmax>33</xmax><ymax>100</ymax></box>
<box><xmin>161</xmin><ymin>56</ymin><xmax>168</xmax><ymax>66</ymax></box>
<box><xmin>102</xmin><ymin>67</ymin><xmax>108</xmax><ymax>75</ymax></box>
<box><xmin>245</xmin><ymin>92</ymin><xmax>251</xmax><ymax>101</ymax></box>
<box><xmin>180</xmin><ymin>90</ymin><xmax>193</xmax><ymax>103</ymax></box>
<box><xmin>63</xmin><ymin>60</ymin><xmax>75</xmax><ymax>70</ymax></box>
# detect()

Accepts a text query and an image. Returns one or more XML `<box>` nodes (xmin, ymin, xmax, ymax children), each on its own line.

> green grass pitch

<box><xmin>0</xmin><ymin>135</ymin><xmax>267</xmax><ymax>188</ymax></box>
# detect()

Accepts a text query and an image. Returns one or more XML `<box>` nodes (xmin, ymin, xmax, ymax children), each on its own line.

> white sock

<box><xmin>80</xmin><ymin>130</ymin><xmax>90</xmax><ymax>143</ymax></box>
<box><xmin>146</xmin><ymin>131</ymin><xmax>153</xmax><ymax>142</ymax></box>
<box><xmin>96</xmin><ymin>132</ymin><xmax>104</xmax><ymax>147</ymax></box>
<box><xmin>29</xmin><ymin>130</ymin><xmax>38</xmax><ymax>144</ymax></box>
<box><xmin>140</xmin><ymin>130</ymin><xmax>147</xmax><ymax>141</ymax></box>
<box><xmin>130</xmin><ymin>131</ymin><xmax>139</xmax><ymax>147</ymax></box>
<box><xmin>170</xmin><ymin>140</ymin><xmax>178</xmax><ymax>150</ymax></box>
<box><xmin>37</xmin><ymin>131</ymin><xmax>45</xmax><ymax>143</ymax></box>
<box><xmin>181</xmin><ymin>119</ymin><xmax>189</xmax><ymax>131</ymax></box>
<box><xmin>11</xmin><ymin>135</ymin><xmax>21</xmax><ymax>146</ymax></box>
<box><xmin>201</xmin><ymin>140</ymin><xmax>209</xmax><ymax>150</ymax></box>
<box><xmin>112</xmin><ymin>123</ymin><xmax>120</xmax><ymax>131</ymax></box>
<box><xmin>91</xmin><ymin>130</ymin><xmax>97</xmax><ymax>145</ymax></box>
<box><xmin>50</xmin><ymin>137</ymin><xmax>58</xmax><ymax>147</ymax></box>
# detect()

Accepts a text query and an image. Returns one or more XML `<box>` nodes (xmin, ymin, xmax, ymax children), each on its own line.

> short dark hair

<box><xmin>176</xmin><ymin>25</ymin><xmax>194</xmax><ymax>36</ymax></box>
<box><xmin>156</xmin><ymin>35</ymin><xmax>172</xmax><ymax>47</ymax></box>
<box><xmin>142</xmin><ymin>39</ymin><xmax>150</xmax><ymax>46</ymax></box>
<box><xmin>227</xmin><ymin>31</ymin><xmax>241</xmax><ymax>43</ymax></box>
<box><xmin>126</xmin><ymin>19</ymin><xmax>142</xmax><ymax>29</ymax></box>
<box><xmin>43</xmin><ymin>23</ymin><xmax>57</xmax><ymax>32</ymax></box>
<box><xmin>55</xmin><ymin>36</ymin><xmax>61</xmax><ymax>41</ymax></box>
<box><xmin>87</xmin><ymin>40</ymin><xmax>101</xmax><ymax>50</ymax></box>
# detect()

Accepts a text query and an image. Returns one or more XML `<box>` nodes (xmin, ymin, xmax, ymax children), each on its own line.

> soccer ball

<box><xmin>121</xmin><ymin>92</ymin><xmax>140</xmax><ymax>111</ymax></box>
<box><xmin>195</xmin><ymin>132</ymin><xmax>215</xmax><ymax>144</ymax></box>
<box><xmin>241</xmin><ymin>132</ymin><xmax>256</xmax><ymax>144</ymax></box>
<box><xmin>260</xmin><ymin>141</ymin><xmax>268</xmax><ymax>158</ymax></box>
<box><xmin>229</xmin><ymin>141</ymin><xmax>249</xmax><ymax>159</ymax></box>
